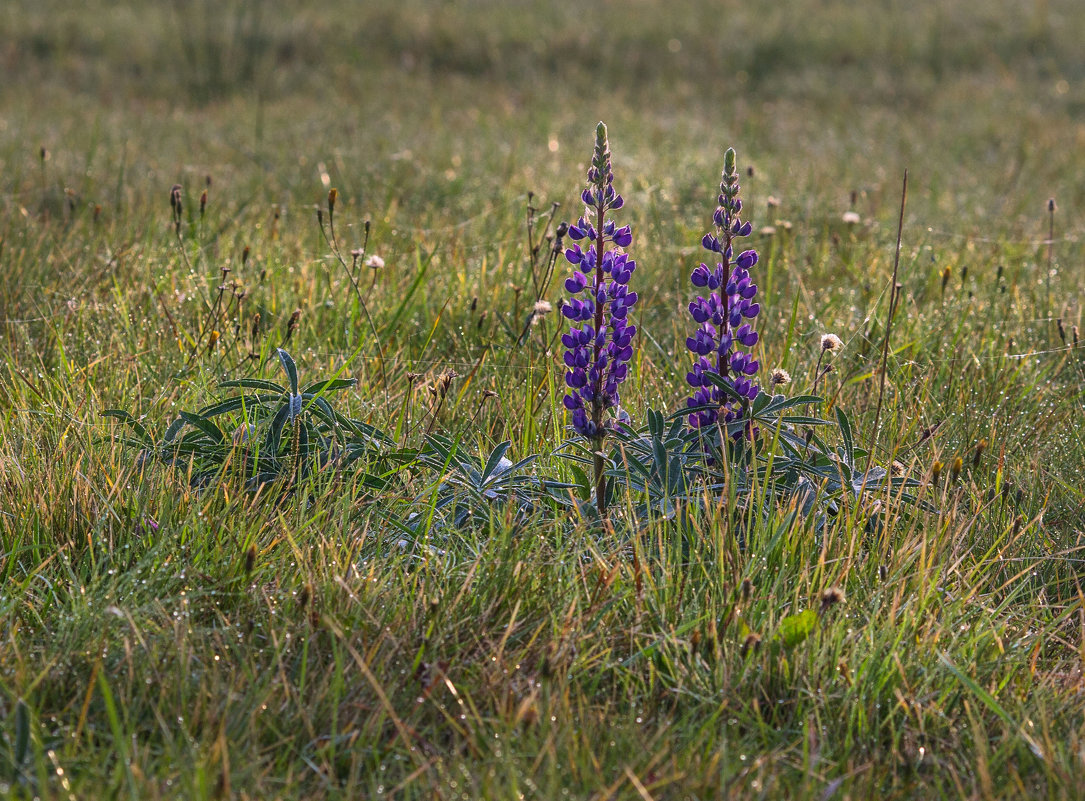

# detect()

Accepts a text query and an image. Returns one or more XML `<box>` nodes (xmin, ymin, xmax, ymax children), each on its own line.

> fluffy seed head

<box><xmin>770</xmin><ymin>368</ymin><xmax>791</xmax><ymax>387</ymax></box>
<box><xmin>821</xmin><ymin>333</ymin><xmax>843</xmax><ymax>352</ymax></box>
<box><xmin>820</xmin><ymin>586</ymin><xmax>846</xmax><ymax>611</ymax></box>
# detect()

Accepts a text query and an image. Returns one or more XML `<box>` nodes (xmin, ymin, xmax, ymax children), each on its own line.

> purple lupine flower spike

<box><xmin>685</xmin><ymin>148</ymin><xmax>761</xmax><ymax>435</ymax></box>
<box><xmin>561</xmin><ymin>122</ymin><xmax>638</xmax><ymax>438</ymax></box>
<box><xmin>560</xmin><ymin>123</ymin><xmax>638</xmax><ymax>513</ymax></box>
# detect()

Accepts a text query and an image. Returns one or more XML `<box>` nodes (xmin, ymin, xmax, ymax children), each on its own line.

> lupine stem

<box><xmin>592</xmin><ymin>201</ymin><xmax>607</xmax><ymax>513</ymax></box>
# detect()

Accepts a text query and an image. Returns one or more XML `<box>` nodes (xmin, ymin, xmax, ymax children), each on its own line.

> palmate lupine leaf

<box><xmin>108</xmin><ymin>349</ymin><xmax>394</xmax><ymax>494</ymax></box>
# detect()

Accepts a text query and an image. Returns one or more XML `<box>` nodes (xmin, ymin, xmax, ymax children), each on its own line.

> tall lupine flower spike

<box><xmin>560</xmin><ymin>122</ymin><xmax>638</xmax><ymax>514</ymax></box>
<box><xmin>685</xmin><ymin>147</ymin><xmax>761</xmax><ymax>434</ymax></box>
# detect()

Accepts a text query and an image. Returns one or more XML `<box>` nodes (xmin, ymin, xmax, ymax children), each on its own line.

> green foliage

<box><xmin>603</xmin><ymin>387</ymin><xmax>925</xmax><ymax>536</ymax></box>
<box><xmin>105</xmin><ymin>349</ymin><xmax>393</xmax><ymax>491</ymax></box>
<box><xmin>407</xmin><ymin>435</ymin><xmax>576</xmax><ymax>534</ymax></box>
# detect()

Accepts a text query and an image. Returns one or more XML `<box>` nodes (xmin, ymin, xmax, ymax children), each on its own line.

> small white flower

<box><xmin>842</xmin><ymin>211</ymin><xmax>861</xmax><ymax>225</ymax></box>
<box><xmin>365</xmin><ymin>254</ymin><xmax>385</xmax><ymax>269</ymax></box>
<box><xmin>533</xmin><ymin>300</ymin><xmax>552</xmax><ymax>315</ymax></box>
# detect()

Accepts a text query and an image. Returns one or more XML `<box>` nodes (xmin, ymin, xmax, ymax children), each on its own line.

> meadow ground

<box><xmin>2</xmin><ymin>0</ymin><xmax>1085</xmax><ymax>798</ymax></box>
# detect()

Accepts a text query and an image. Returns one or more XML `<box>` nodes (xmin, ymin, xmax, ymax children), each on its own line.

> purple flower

<box><xmin>684</xmin><ymin>148</ymin><xmax>761</xmax><ymax>435</ymax></box>
<box><xmin>561</xmin><ymin>122</ymin><xmax>638</xmax><ymax>441</ymax></box>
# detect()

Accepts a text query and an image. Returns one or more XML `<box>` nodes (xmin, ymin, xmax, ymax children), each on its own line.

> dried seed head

<box><xmin>533</xmin><ymin>300</ymin><xmax>553</xmax><ymax>315</ymax></box>
<box><xmin>766</xmin><ymin>195</ymin><xmax>781</xmax><ymax>209</ymax></box>
<box><xmin>741</xmin><ymin>632</ymin><xmax>762</xmax><ymax>656</ymax></box>
<box><xmin>972</xmin><ymin>439</ymin><xmax>987</xmax><ymax>469</ymax></box>
<box><xmin>941</xmin><ymin>265</ymin><xmax>951</xmax><ymax>292</ymax></box>
<box><xmin>769</xmin><ymin>368</ymin><xmax>791</xmax><ymax>388</ymax></box>
<box><xmin>740</xmin><ymin>578</ymin><xmax>753</xmax><ymax>601</ymax></box>
<box><xmin>1057</xmin><ymin>318</ymin><xmax>1066</xmax><ymax>343</ymax></box>
<box><xmin>1048</xmin><ymin>198</ymin><xmax>1057</xmax><ymax>213</ymax></box>
<box><xmin>40</xmin><ymin>145</ymin><xmax>48</xmax><ymax>163</ymax></box>
<box><xmin>243</xmin><ymin>544</ymin><xmax>256</xmax><ymax>575</ymax></box>
<box><xmin>821</xmin><ymin>333</ymin><xmax>843</xmax><ymax>352</ymax></box>
<box><xmin>327</xmin><ymin>188</ymin><xmax>337</xmax><ymax>214</ymax></box>
<box><xmin>878</xmin><ymin>564</ymin><xmax>888</xmax><ymax>582</ymax></box>
<box><xmin>365</xmin><ymin>254</ymin><xmax>385</xmax><ymax>270</ymax></box>
<box><xmin>286</xmin><ymin>309</ymin><xmax>301</xmax><ymax>337</ymax></box>
<box><xmin>842</xmin><ymin>210</ymin><xmax>861</xmax><ymax>225</ymax></box>
<box><xmin>200</xmin><ymin>189</ymin><xmax>208</xmax><ymax>217</ymax></box>
<box><xmin>251</xmin><ymin>312</ymin><xmax>261</xmax><ymax>342</ymax></box>
<box><xmin>297</xmin><ymin>582</ymin><xmax>312</xmax><ymax>610</ymax></box>
<box><xmin>169</xmin><ymin>184</ymin><xmax>183</xmax><ymax>226</ymax></box>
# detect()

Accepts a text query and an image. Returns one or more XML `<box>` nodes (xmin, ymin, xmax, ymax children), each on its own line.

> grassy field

<box><xmin>3</xmin><ymin>0</ymin><xmax>1085</xmax><ymax>798</ymax></box>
